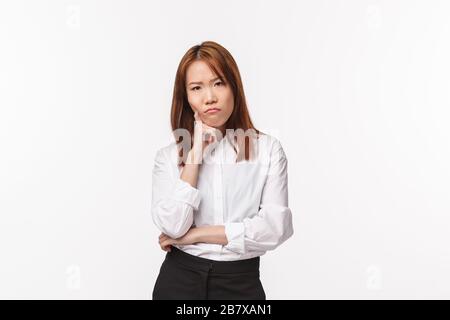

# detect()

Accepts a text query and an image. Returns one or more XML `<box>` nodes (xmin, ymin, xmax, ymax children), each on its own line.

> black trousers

<box><xmin>152</xmin><ymin>246</ymin><xmax>266</xmax><ymax>300</ymax></box>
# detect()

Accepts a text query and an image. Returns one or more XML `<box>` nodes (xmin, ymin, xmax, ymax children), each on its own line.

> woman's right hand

<box><xmin>189</xmin><ymin>110</ymin><xmax>221</xmax><ymax>163</ymax></box>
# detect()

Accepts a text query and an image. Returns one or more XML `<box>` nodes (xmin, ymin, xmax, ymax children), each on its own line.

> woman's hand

<box><xmin>189</xmin><ymin>110</ymin><xmax>222</xmax><ymax>163</ymax></box>
<box><xmin>158</xmin><ymin>228</ymin><xmax>199</xmax><ymax>252</ymax></box>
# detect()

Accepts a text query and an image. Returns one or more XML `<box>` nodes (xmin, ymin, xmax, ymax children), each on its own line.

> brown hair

<box><xmin>170</xmin><ymin>41</ymin><xmax>263</xmax><ymax>167</ymax></box>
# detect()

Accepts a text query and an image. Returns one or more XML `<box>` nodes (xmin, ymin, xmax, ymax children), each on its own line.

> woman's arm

<box><xmin>159</xmin><ymin>225</ymin><xmax>228</xmax><ymax>251</ymax></box>
<box><xmin>151</xmin><ymin>149</ymin><xmax>201</xmax><ymax>239</ymax></box>
<box><xmin>180</xmin><ymin>150</ymin><xmax>201</xmax><ymax>187</ymax></box>
<box><xmin>151</xmin><ymin>114</ymin><xmax>217</xmax><ymax>239</ymax></box>
<box><xmin>222</xmin><ymin>139</ymin><xmax>294</xmax><ymax>255</ymax></box>
<box><xmin>194</xmin><ymin>225</ymin><xmax>228</xmax><ymax>245</ymax></box>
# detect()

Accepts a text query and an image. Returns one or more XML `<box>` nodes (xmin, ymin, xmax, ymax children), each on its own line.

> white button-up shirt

<box><xmin>151</xmin><ymin>133</ymin><xmax>293</xmax><ymax>261</ymax></box>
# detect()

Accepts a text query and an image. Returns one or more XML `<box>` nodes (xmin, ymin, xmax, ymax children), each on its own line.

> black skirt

<box><xmin>152</xmin><ymin>246</ymin><xmax>266</xmax><ymax>300</ymax></box>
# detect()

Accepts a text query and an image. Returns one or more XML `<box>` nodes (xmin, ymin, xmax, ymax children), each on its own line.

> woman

<box><xmin>151</xmin><ymin>41</ymin><xmax>293</xmax><ymax>300</ymax></box>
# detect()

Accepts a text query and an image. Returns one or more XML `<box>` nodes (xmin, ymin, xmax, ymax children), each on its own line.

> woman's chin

<box><xmin>205</xmin><ymin>122</ymin><xmax>222</xmax><ymax>129</ymax></box>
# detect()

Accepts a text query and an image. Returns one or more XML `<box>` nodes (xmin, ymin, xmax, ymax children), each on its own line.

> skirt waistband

<box><xmin>166</xmin><ymin>246</ymin><xmax>260</xmax><ymax>274</ymax></box>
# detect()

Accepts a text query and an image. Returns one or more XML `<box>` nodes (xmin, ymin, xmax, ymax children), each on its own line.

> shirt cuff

<box><xmin>168</xmin><ymin>178</ymin><xmax>201</xmax><ymax>210</ymax></box>
<box><xmin>224</xmin><ymin>222</ymin><xmax>246</xmax><ymax>254</ymax></box>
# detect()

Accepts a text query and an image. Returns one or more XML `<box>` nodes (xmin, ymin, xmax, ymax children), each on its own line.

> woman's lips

<box><xmin>205</xmin><ymin>108</ymin><xmax>221</xmax><ymax>114</ymax></box>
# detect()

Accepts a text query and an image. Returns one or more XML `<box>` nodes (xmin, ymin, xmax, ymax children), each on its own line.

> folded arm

<box><xmin>158</xmin><ymin>139</ymin><xmax>294</xmax><ymax>255</ymax></box>
<box><xmin>151</xmin><ymin>149</ymin><xmax>201</xmax><ymax>239</ymax></box>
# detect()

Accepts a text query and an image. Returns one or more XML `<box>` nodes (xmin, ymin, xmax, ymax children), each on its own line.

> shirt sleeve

<box><xmin>223</xmin><ymin>139</ymin><xmax>294</xmax><ymax>254</ymax></box>
<box><xmin>151</xmin><ymin>148</ymin><xmax>201</xmax><ymax>239</ymax></box>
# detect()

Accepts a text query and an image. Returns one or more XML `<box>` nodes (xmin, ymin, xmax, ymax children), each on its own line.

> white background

<box><xmin>1</xmin><ymin>0</ymin><xmax>449</xmax><ymax>299</ymax></box>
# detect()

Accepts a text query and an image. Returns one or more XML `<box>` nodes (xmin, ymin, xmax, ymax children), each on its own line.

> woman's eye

<box><xmin>192</xmin><ymin>86</ymin><xmax>200</xmax><ymax>91</ymax></box>
<box><xmin>215</xmin><ymin>81</ymin><xmax>223</xmax><ymax>86</ymax></box>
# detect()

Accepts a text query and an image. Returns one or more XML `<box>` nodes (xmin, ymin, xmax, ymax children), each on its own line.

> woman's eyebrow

<box><xmin>187</xmin><ymin>77</ymin><xmax>221</xmax><ymax>86</ymax></box>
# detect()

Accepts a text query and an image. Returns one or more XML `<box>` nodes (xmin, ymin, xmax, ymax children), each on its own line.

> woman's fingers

<box><xmin>157</xmin><ymin>233</ymin><xmax>174</xmax><ymax>252</ymax></box>
<box><xmin>194</xmin><ymin>110</ymin><xmax>219</xmax><ymax>137</ymax></box>
<box><xmin>192</xmin><ymin>109</ymin><xmax>222</xmax><ymax>152</ymax></box>
<box><xmin>161</xmin><ymin>241</ymin><xmax>171</xmax><ymax>250</ymax></box>
<box><xmin>159</xmin><ymin>235</ymin><xmax>169</xmax><ymax>243</ymax></box>
<box><xmin>202</xmin><ymin>125</ymin><xmax>218</xmax><ymax>140</ymax></box>
<box><xmin>194</xmin><ymin>110</ymin><xmax>201</xmax><ymax>124</ymax></box>
<box><xmin>160</xmin><ymin>239</ymin><xmax>173</xmax><ymax>252</ymax></box>
<box><xmin>160</xmin><ymin>243</ymin><xmax>172</xmax><ymax>252</ymax></box>
<box><xmin>202</xmin><ymin>122</ymin><xmax>216</xmax><ymax>131</ymax></box>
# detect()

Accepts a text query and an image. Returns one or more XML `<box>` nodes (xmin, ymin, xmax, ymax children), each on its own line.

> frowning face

<box><xmin>185</xmin><ymin>60</ymin><xmax>234</xmax><ymax>134</ymax></box>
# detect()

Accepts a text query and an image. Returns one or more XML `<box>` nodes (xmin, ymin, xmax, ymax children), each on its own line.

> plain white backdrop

<box><xmin>1</xmin><ymin>0</ymin><xmax>449</xmax><ymax>299</ymax></box>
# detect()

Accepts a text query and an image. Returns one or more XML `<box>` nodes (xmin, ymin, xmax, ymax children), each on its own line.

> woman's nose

<box><xmin>205</xmin><ymin>88</ymin><xmax>217</xmax><ymax>104</ymax></box>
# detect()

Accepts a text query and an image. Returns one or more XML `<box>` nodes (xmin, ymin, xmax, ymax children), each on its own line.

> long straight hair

<box><xmin>170</xmin><ymin>41</ymin><xmax>263</xmax><ymax>167</ymax></box>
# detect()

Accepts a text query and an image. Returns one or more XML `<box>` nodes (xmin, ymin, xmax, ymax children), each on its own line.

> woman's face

<box><xmin>185</xmin><ymin>60</ymin><xmax>234</xmax><ymax>133</ymax></box>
